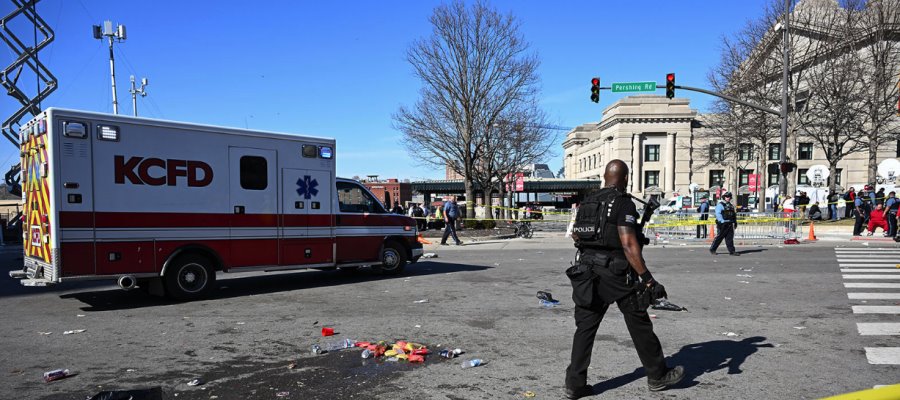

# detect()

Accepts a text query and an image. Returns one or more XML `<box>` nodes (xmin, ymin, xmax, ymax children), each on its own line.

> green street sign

<box><xmin>611</xmin><ymin>81</ymin><xmax>657</xmax><ymax>93</ymax></box>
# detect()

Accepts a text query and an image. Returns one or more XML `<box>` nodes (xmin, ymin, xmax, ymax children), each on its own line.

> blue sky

<box><xmin>1</xmin><ymin>0</ymin><xmax>771</xmax><ymax>180</ymax></box>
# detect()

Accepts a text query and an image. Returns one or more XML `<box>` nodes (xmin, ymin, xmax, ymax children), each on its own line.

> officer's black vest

<box><xmin>720</xmin><ymin>201</ymin><xmax>736</xmax><ymax>221</ymax></box>
<box><xmin>572</xmin><ymin>188</ymin><xmax>627</xmax><ymax>250</ymax></box>
<box><xmin>890</xmin><ymin>198</ymin><xmax>900</xmax><ymax>212</ymax></box>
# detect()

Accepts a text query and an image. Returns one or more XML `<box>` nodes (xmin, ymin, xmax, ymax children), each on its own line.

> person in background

<box><xmin>844</xmin><ymin>188</ymin><xmax>856</xmax><ymax>219</ymax></box>
<box><xmin>391</xmin><ymin>201</ymin><xmax>404</xmax><ymax>215</ymax></box>
<box><xmin>884</xmin><ymin>192</ymin><xmax>898</xmax><ymax>237</ymax></box>
<box><xmin>853</xmin><ymin>191</ymin><xmax>867</xmax><ymax>236</ymax></box>
<box><xmin>440</xmin><ymin>196</ymin><xmax>463</xmax><ymax>246</ymax></box>
<box><xmin>876</xmin><ymin>187</ymin><xmax>886</xmax><ymax>206</ymax></box>
<box><xmin>709</xmin><ymin>192</ymin><xmax>739</xmax><ymax>256</ymax></box>
<box><xmin>807</xmin><ymin>203</ymin><xmax>823</xmax><ymax>221</ymax></box>
<box><xmin>828</xmin><ymin>190</ymin><xmax>840</xmax><ymax>221</ymax></box>
<box><xmin>696</xmin><ymin>198</ymin><xmax>710</xmax><ymax>239</ymax></box>
<box><xmin>781</xmin><ymin>194</ymin><xmax>795</xmax><ymax>214</ymax></box>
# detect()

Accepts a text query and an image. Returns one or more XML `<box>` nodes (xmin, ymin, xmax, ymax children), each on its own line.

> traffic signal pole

<box><xmin>595</xmin><ymin>85</ymin><xmax>780</xmax><ymax>116</ymax></box>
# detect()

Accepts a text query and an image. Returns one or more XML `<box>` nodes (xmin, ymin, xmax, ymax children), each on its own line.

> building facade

<box><xmin>563</xmin><ymin>95</ymin><xmax>898</xmax><ymax>200</ymax></box>
<box><xmin>362</xmin><ymin>178</ymin><xmax>411</xmax><ymax>208</ymax></box>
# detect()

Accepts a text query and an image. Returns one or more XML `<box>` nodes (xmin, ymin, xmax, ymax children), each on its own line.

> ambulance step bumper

<box><xmin>21</xmin><ymin>278</ymin><xmax>51</xmax><ymax>287</ymax></box>
<box><xmin>8</xmin><ymin>269</ymin><xmax>27</xmax><ymax>279</ymax></box>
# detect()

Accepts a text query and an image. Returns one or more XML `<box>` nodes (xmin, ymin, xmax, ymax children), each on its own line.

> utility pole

<box><xmin>93</xmin><ymin>21</ymin><xmax>127</xmax><ymax>114</ymax></box>
<box><xmin>779</xmin><ymin>0</ymin><xmax>791</xmax><ymax>197</ymax></box>
<box><xmin>129</xmin><ymin>75</ymin><xmax>148</xmax><ymax>116</ymax></box>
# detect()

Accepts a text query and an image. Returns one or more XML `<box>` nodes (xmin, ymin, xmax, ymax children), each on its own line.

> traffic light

<box><xmin>665</xmin><ymin>73</ymin><xmax>675</xmax><ymax>99</ymax></box>
<box><xmin>780</xmin><ymin>162</ymin><xmax>796</xmax><ymax>173</ymax></box>
<box><xmin>590</xmin><ymin>77</ymin><xmax>600</xmax><ymax>103</ymax></box>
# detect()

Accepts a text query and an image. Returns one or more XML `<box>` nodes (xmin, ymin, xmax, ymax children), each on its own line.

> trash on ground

<box><xmin>276</xmin><ymin>392</ymin><xmax>290</xmax><ymax>397</ymax></box>
<box><xmin>311</xmin><ymin>344</ymin><xmax>324</xmax><ymax>355</ymax></box>
<box><xmin>536</xmin><ymin>291</ymin><xmax>557</xmax><ymax>303</ymax></box>
<box><xmin>738</xmin><ymin>281</ymin><xmax>750</xmax><ymax>284</ymax></box>
<box><xmin>736</xmin><ymin>274</ymin><xmax>753</xmax><ymax>278</ymax></box>
<box><xmin>88</xmin><ymin>387</ymin><xmax>163</xmax><ymax>400</ymax></box>
<box><xmin>321</xmin><ymin>327</ymin><xmax>334</xmax><ymax>336</ymax></box>
<box><xmin>38</xmin><ymin>331</ymin><xmax>52</xmax><ymax>335</ymax></box>
<box><xmin>721</xmin><ymin>332</ymin><xmax>739</xmax><ymax>337</ymax></box>
<box><xmin>783</xmin><ymin>239</ymin><xmax>799</xmax><ymax>245</ymax></box>
<box><xmin>126</xmin><ymin>368</ymin><xmax>136</xmax><ymax>372</ymax></box>
<box><xmin>287</xmin><ymin>362</ymin><xmax>297</xmax><ymax>370</ymax></box>
<box><xmin>652</xmin><ymin>298</ymin><xmax>687</xmax><ymax>311</ymax></box>
<box><xmin>422</xmin><ymin>253</ymin><xmax>438</xmax><ymax>258</ymax></box>
<box><xmin>539</xmin><ymin>299</ymin><xmax>559</xmax><ymax>308</ymax></box>
<box><xmin>440</xmin><ymin>348</ymin><xmax>464</xmax><ymax>359</ymax></box>
<box><xmin>414</xmin><ymin>324</ymin><xmax>422</xmax><ymax>328</ymax></box>
<box><xmin>236</xmin><ymin>322</ymin><xmax>245</xmax><ymax>325</ymax></box>
<box><xmin>414</xmin><ymin>299</ymin><xmax>429</xmax><ymax>303</ymax></box>
<box><xmin>63</xmin><ymin>329</ymin><xmax>86</xmax><ymax>335</ymax></box>
<box><xmin>460</xmin><ymin>359</ymin><xmax>485</xmax><ymax>369</ymax></box>
<box><xmin>793</xmin><ymin>326</ymin><xmax>806</xmax><ymax>330</ymax></box>
<box><xmin>76</xmin><ymin>314</ymin><xmax>85</xmax><ymax>317</ymax></box>
<box><xmin>43</xmin><ymin>368</ymin><xmax>71</xmax><ymax>382</ymax></box>
<box><xmin>524</xmin><ymin>391</ymin><xmax>536</xmax><ymax>398</ymax></box>
<box><xmin>724</xmin><ymin>297</ymin><xmax>732</xmax><ymax>300</ymax></box>
<box><xmin>187</xmin><ymin>378</ymin><xmax>203</xmax><ymax>386</ymax></box>
<box><xmin>739</xmin><ymin>268</ymin><xmax>753</xmax><ymax>272</ymax></box>
<box><xmin>649</xmin><ymin>314</ymin><xmax>658</xmax><ymax>319</ymax></box>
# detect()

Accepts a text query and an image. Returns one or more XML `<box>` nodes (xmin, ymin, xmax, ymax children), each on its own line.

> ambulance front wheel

<box><xmin>164</xmin><ymin>254</ymin><xmax>217</xmax><ymax>300</ymax></box>
<box><xmin>374</xmin><ymin>241</ymin><xmax>407</xmax><ymax>275</ymax></box>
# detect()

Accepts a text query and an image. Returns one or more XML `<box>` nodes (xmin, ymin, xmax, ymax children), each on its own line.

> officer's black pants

<box><xmin>853</xmin><ymin>213</ymin><xmax>866</xmax><ymax>236</ymax></box>
<box><xmin>889</xmin><ymin>212</ymin><xmax>897</xmax><ymax>237</ymax></box>
<box><xmin>696</xmin><ymin>224</ymin><xmax>707</xmax><ymax>238</ymax></box>
<box><xmin>565</xmin><ymin>291</ymin><xmax>666</xmax><ymax>389</ymax></box>
<box><xmin>710</xmin><ymin>223</ymin><xmax>736</xmax><ymax>254</ymax></box>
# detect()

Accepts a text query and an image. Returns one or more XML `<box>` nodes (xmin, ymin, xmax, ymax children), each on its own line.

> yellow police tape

<box><xmin>819</xmin><ymin>383</ymin><xmax>900</xmax><ymax>400</ymax></box>
<box><xmin>405</xmin><ymin>214</ymin><xmax>805</xmax><ymax>228</ymax></box>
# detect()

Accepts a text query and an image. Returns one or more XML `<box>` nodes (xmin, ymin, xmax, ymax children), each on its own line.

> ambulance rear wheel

<box><xmin>165</xmin><ymin>254</ymin><xmax>216</xmax><ymax>300</ymax></box>
<box><xmin>374</xmin><ymin>242</ymin><xmax>406</xmax><ymax>275</ymax></box>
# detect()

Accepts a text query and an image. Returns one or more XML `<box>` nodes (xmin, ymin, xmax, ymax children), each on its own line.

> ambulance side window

<box><xmin>336</xmin><ymin>182</ymin><xmax>385</xmax><ymax>214</ymax></box>
<box><xmin>240</xmin><ymin>156</ymin><xmax>268</xmax><ymax>190</ymax></box>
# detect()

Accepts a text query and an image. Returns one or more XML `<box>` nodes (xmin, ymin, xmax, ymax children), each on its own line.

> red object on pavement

<box><xmin>321</xmin><ymin>327</ymin><xmax>334</xmax><ymax>336</ymax></box>
<box><xmin>411</xmin><ymin>348</ymin><xmax>429</xmax><ymax>356</ymax></box>
<box><xmin>355</xmin><ymin>341</ymin><xmax>371</xmax><ymax>348</ymax></box>
<box><xmin>408</xmin><ymin>354</ymin><xmax>425</xmax><ymax>363</ymax></box>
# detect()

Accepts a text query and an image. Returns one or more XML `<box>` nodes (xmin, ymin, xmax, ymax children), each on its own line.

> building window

<box><xmin>768</xmin><ymin>143</ymin><xmax>780</xmax><ymax>160</ymax></box>
<box><xmin>709</xmin><ymin>170</ymin><xmax>725</xmax><ymax>188</ymax></box>
<box><xmin>834</xmin><ymin>169</ymin><xmax>842</xmax><ymax>186</ymax></box>
<box><xmin>739</xmin><ymin>144</ymin><xmax>753</xmax><ymax>161</ymax></box>
<box><xmin>644</xmin><ymin>171</ymin><xmax>659</xmax><ymax>188</ymax></box>
<box><xmin>739</xmin><ymin>169</ymin><xmax>754</xmax><ymax>187</ymax></box>
<box><xmin>798</xmin><ymin>168</ymin><xmax>809</xmax><ymax>185</ymax></box>
<box><xmin>768</xmin><ymin>171</ymin><xmax>780</xmax><ymax>187</ymax></box>
<box><xmin>240</xmin><ymin>156</ymin><xmax>268</xmax><ymax>190</ymax></box>
<box><xmin>799</xmin><ymin>143</ymin><xmax>813</xmax><ymax>160</ymax></box>
<box><xmin>710</xmin><ymin>144</ymin><xmax>725</xmax><ymax>162</ymax></box>
<box><xmin>645</xmin><ymin>145</ymin><xmax>660</xmax><ymax>162</ymax></box>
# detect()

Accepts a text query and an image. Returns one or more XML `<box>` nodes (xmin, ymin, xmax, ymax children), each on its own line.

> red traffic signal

<box><xmin>665</xmin><ymin>73</ymin><xmax>675</xmax><ymax>99</ymax></box>
<box><xmin>590</xmin><ymin>77</ymin><xmax>600</xmax><ymax>103</ymax></box>
<box><xmin>591</xmin><ymin>78</ymin><xmax>600</xmax><ymax>86</ymax></box>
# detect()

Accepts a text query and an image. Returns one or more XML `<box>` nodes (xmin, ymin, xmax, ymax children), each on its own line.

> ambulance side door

<box><xmin>228</xmin><ymin>147</ymin><xmax>278</xmax><ymax>267</ymax></box>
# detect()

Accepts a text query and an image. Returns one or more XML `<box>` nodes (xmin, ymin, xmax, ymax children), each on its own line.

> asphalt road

<box><xmin>0</xmin><ymin>235</ymin><xmax>897</xmax><ymax>400</ymax></box>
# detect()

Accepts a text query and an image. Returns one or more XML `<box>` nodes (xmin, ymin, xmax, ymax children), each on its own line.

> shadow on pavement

<box><xmin>736</xmin><ymin>249</ymin><xmax>768</xmax><ymax>255</ymax></box>
<box><xmin>592</xmin><ymin>336</ymin><xmax>773</xmax><ymax>393</ymax></box>
<box><xmin>60</xmin><ymin>261</ymin><xmax>490</xmax><ymax>312</ymax></box>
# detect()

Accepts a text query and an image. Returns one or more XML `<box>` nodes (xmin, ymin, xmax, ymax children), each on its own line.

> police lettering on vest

<box><xmin>572</xmin><ymin>188</ymin><xmax>634</xmax><ymax>250</ymax></box>
<box><xmin>721</xmin><ymin>201</ymin><xmax>736</xmax><ymax>222</ymax></box>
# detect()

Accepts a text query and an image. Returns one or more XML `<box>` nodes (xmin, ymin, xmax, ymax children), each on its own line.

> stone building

<box><xmin>563</xmin><ymin>95</ymin><xmax>898</xmax><ymax>200</ymax></box>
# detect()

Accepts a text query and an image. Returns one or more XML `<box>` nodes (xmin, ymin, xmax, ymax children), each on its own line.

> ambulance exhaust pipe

<box><xmin>117</xmin><ymin>275</ymin><xmax>137</xmax><ymax>290</ymax></box>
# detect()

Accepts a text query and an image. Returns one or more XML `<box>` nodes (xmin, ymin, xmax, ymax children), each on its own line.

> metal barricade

<box><xmin>646</xmin><ymin>211</ymin><xmax>803</xmax><ymax>242</ymax></box>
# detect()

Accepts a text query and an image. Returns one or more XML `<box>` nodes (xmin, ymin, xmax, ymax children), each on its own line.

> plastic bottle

<box><xmin>361</xmin><ymin>349</ymin><xmax>373</xmax><ymax>359</ymax></box>
<box><xmin>43</xmin><ymin>369</ymin><xmax>70</xmax><ymax>382</ymax></box>
<box><xmin>460</xmin><ymin>359</ymin><xmax>484</xmax><ymax>369</ymax></box>
<box><xmin>311</xmin><ymin>344</ymin><xmax>324</xmax><ymax>355</ymax></box>
<box><xmin>324</xmin><ymin>338</ymin><xmax>355</xmax><ymax>351</ymax></box>
<box><xmin>439</xmin><ymin>348</ymin><xmax>463</xmax><ymax>359</ymax></box>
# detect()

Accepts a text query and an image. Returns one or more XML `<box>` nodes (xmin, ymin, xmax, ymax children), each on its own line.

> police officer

<box><xmin>885</xmin><ymin>191</ymin><xmax>898</xmax><ymax>237</ymax></box>
<box><xmin>709</xmin><ymin>192</ymin><xmax>739</xmax><ymax>256</ymax></box>
<box><xmin>564</xmin><ymin>160</ymin><xmax>684</xmax><ymax>399</ymax></box>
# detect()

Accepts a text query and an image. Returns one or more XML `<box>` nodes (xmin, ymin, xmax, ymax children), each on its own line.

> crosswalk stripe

<box><xmin>842</xmin><ymin>269</ymin><xmax>900</xmax><ymax>273</ymax></box>
<box><xmin>837</xmin><ymin>258</ymin><xmax>900</xmax><ymax>261</ymax></box>
<box><xmin>853</xmin><ymin>306</ymin><xmax>900</xmax><ymax>314</ymax></box>
<box><xmin>849</xmin><ymin>293</ymin><xmax>900</xmax><ymax>299</ymax></box>
<box><xmin>835</xmin><ymin>249</ymin><xmax>900</xmax><ymax>251</ymax></box>
<box><xmin>857</xmin><ymin>323</ymin><xmax>900</xmax><ymax>335</ymax></box>
<box><xmin>836</xmin><ymin>254</ymin><xmax>900</xmax><ymax>257</ymax></box>
<box><xmin>843</xmin><ymin>275</ymin><xmax>900</xmax><ymax>280</ymax></box>
<box><xmin>865</xmin><ymin>347</ymin><xmax>900</xmax><ymax>364</ymax></box>
<box><xmin>845</xmin><ymin>283</ymin><xmax>900</xmax><ymax>288</ymax></box>
<box><xmin>839</xmin><ymin>264</ymin><xmax>900</xmax><ymax>267</ymax></box>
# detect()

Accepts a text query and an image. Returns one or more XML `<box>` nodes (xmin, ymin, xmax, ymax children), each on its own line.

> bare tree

<box><xmin>858</xmin><ymin>0</ymin><xmax>900</xmax><ymax>184</ymax></box>
<box><xmin>475</xmin><ymin>104</ymin><xmax>556</xmax><ymax>219</ymax></box>
<box><xmin>394</xmin><ymin>1</ymin><xmax>541</xmax><ymax>218</ymax></box>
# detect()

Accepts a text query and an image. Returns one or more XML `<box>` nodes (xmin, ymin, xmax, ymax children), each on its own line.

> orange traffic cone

<box><xmin>707</xmin><ymin>224</ymin><xmax>715</xmax><ymax>243</ymax></box>
<box><xmin>808</xmin><ymin>221</ymin><xmax>817</xmax><ymax>241</ymax></box>
<box><xmin>417</xmin><ymin>233</ymin><xmax>432</xmax><ymax>245</ymax></box>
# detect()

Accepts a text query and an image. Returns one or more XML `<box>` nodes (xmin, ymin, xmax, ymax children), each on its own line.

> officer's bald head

<box><xmin>603</xmin><ymin>160</ymin><xmax>629</xmax><ymax>190</ymax></box>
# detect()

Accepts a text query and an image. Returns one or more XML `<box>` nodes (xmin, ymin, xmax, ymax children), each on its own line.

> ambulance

<box><xmin>9</xmin><ymin>109</ymin><xmax>423</xmax><ymax>299</ymax></box>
